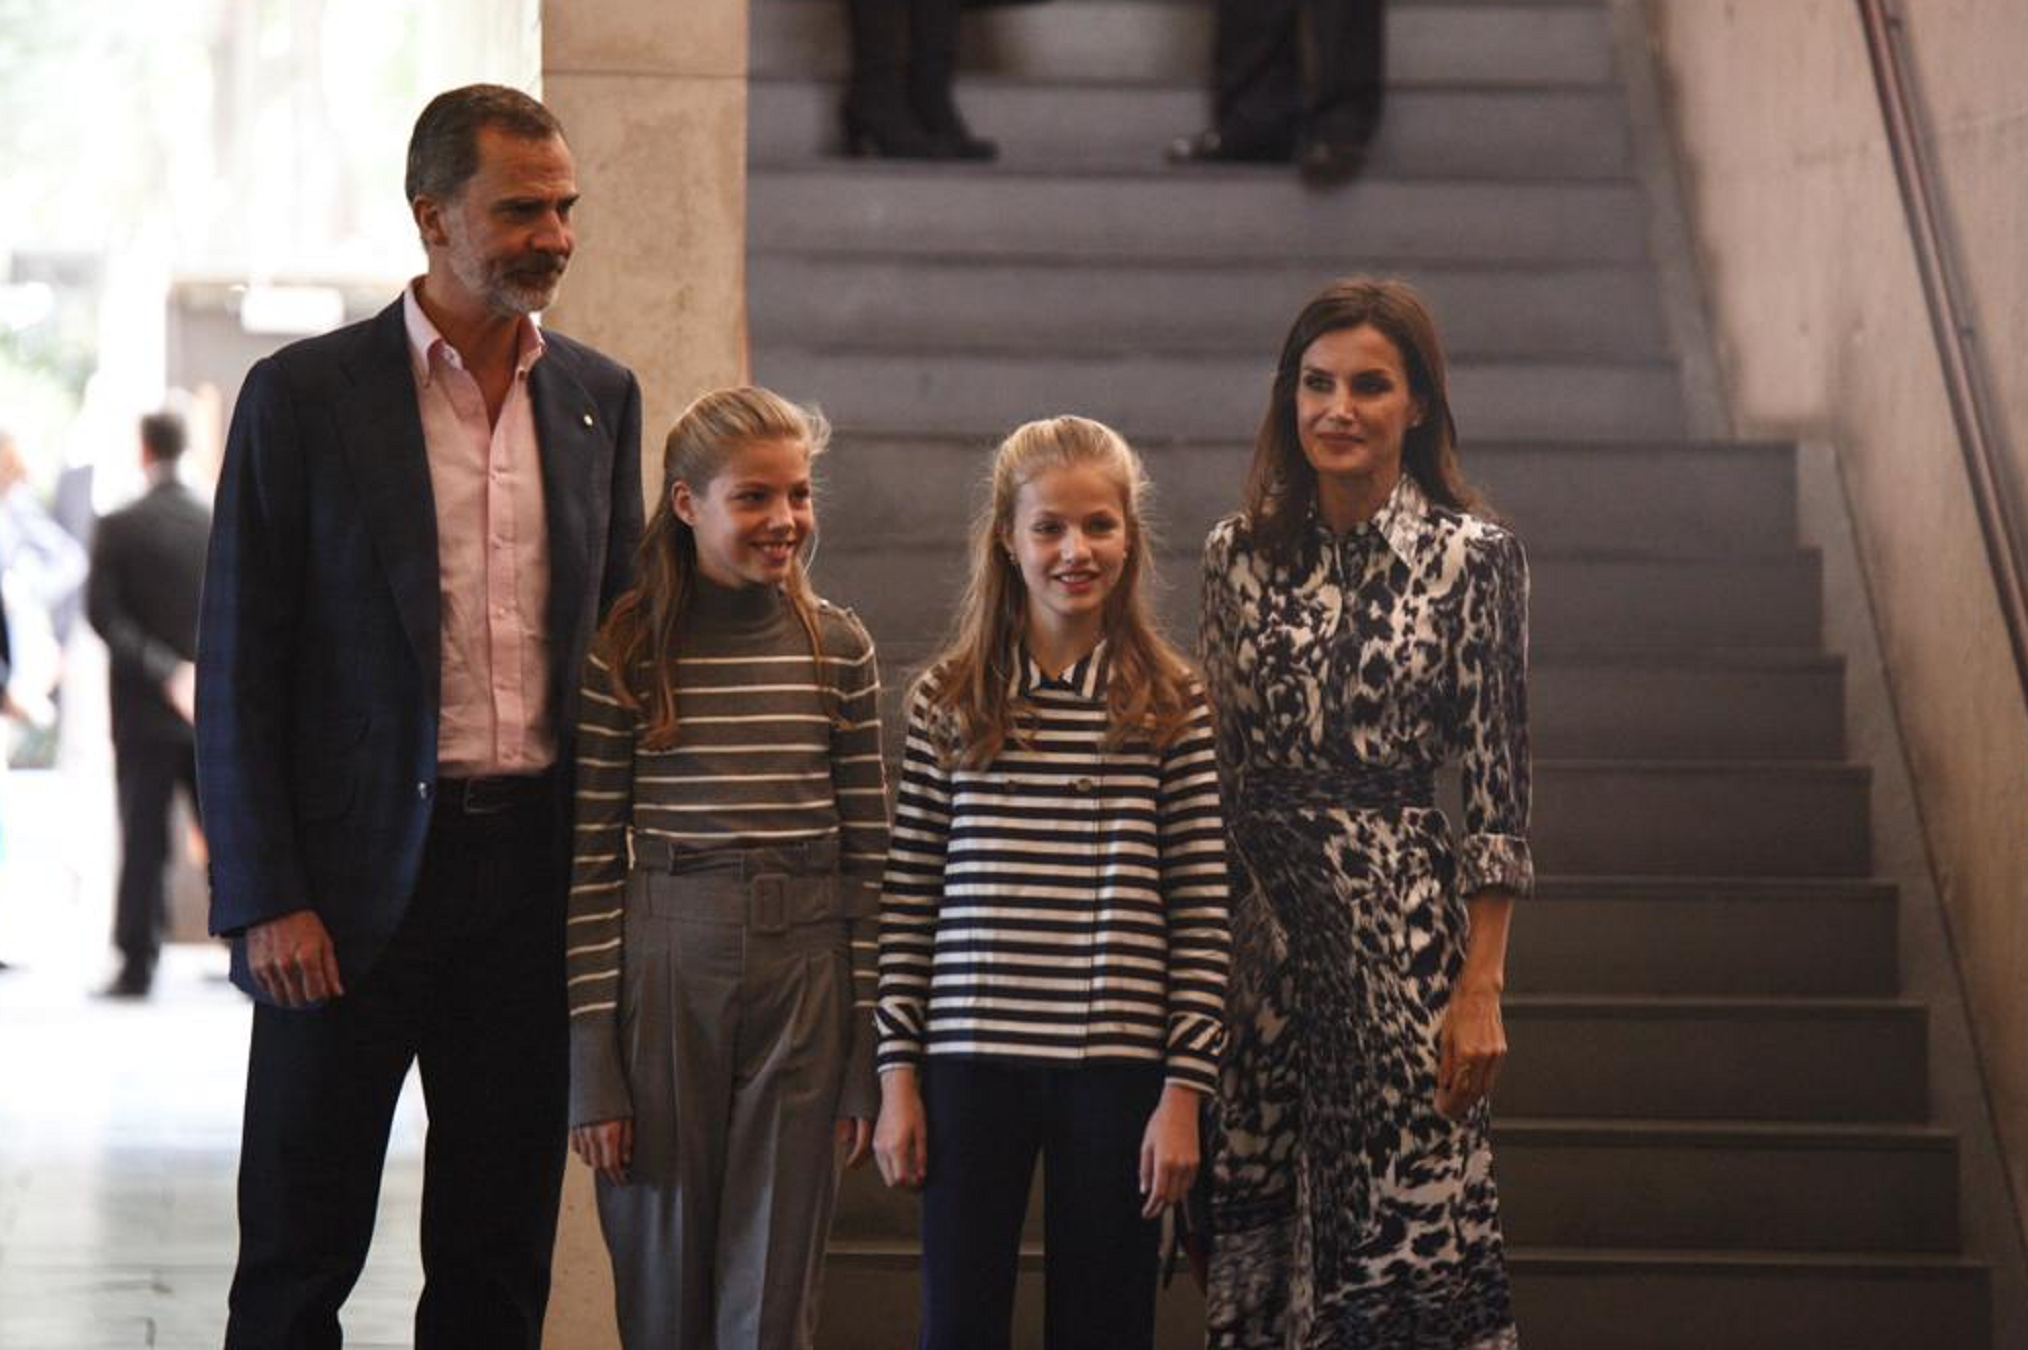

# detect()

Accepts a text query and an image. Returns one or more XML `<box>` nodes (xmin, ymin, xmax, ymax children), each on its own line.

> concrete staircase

<box><xmin>743</xmin><ymin>0</ymin><xmax>1992</xmax><ymax>1344</ymax></box>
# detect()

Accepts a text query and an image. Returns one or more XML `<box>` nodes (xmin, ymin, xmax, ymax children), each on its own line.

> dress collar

<box><xmin>1309</xmin><ymin>473</ymin><xmax>1435</xmax><ymax>567</ymax></box>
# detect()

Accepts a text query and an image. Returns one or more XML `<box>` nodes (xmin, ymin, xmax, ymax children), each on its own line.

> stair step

<box><xmin>829</xmin><ymin>1120</ymin><xmax>1955</xmax><ymax>1252</ymax></box>
<box><xmin>812</xmin><ymin>547</ymin><xmax>1822</xmax><ymax>653</ymax></box>
<box><xmin>1499</xmin><ymin>997</ymin><xmax>1926</xmax><ymax>1121</ymax></box>
<box><xmin>750</xmin><ymin>169</ymin><xmax>1653</xmax><ymax>265</ymax></box>
<box><xmin>809</xmin><ymin>437</ymin><xmax>1796</xmax><ymax>560</ymax></box>
<box><xmin>1529</xmin><ymin>761</ymin><xmax>1869</xmax><ymax>877</ymax></box>
<box><xmin>753</xmin><ymin>0</ymin><xmax>1616</xmax><ymax>87</ymax></box>
<box><xmin>758</xmin><ymin>347</ymin><xmax>1686</xmax><ymax>441</ymax></box>
<box><xmin>753</xmin><ymin>79</ymin><xmax>1635</xmax><ymax>179</ymax></box>
<box><xmin>753</xmin><ymin>259</ymin><xmax>1668</xmax><ymax>361</ymax></box>
<box><xmin>1531</xmin><ymin>655</ymin><xmax>1845</xmax><ymax>760</ymax></box>
<box><xmin>1515</xmin><ymin>877</ymin><xmax>1897</xmax><ymax>997</ymax></box>
<box><xmin>1499</xmin><ymin>1120</ymin><xmax>1957</xmax><ymax>1252</ymax></box>
<box><xmin>815</xmin><ymin>1245</ymin><xmax>1988</xmax><ymax>1350</ymax></box>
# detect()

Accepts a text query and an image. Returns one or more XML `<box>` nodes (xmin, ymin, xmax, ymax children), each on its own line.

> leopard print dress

<box><xmin>1201</xmin><ymin>476</ymin><xmax>1531</xmax><ymax>1350</ymax></box>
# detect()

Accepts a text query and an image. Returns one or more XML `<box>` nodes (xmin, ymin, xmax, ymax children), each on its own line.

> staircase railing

<box><xmin>1855</xmin><ymin>0</ymin><xmax>2028</xmax><ymax>704</ymax></box>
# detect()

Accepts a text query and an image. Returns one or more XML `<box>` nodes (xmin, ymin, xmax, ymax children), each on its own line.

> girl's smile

<box><xmin>672</xmin><ymin>435</ymin><xmax>815</xmax><ymax>589</ymax></box>
<box><xmin>1005</xmin><ymin>463</ymin><xmax>1130</xmax><ymax>655</ymax></box>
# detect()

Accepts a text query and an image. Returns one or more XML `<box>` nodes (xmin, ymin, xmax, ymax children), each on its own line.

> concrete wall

<box><xmin>539</xmin><ymin>1</ymin><xmax>751</xmax><ymax>1343</ymax></box>
<box><xmin>1644</xmin><ymin>0</ymin><xmax>2028</xmax><ymax>1242</ymax></box>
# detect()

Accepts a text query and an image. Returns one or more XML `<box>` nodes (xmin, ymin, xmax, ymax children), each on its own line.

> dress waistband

<box><xmin>1236</xmin><ymin>764</ymin><xmax>1435</xmax><ymax>816</ymax></box>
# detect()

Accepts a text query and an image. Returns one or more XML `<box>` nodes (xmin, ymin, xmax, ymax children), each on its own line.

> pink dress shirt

<box><xmin>402</xmin><ymin>283</ymin><xmax>556</xmax><ymax>776</ymax></box>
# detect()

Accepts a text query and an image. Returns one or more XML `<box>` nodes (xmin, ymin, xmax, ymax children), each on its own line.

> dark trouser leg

<box><xmin>907</xmin><ymin>0</ymin><xmax>982</xmax><ymax>147</ymax></box>
<box><xmin>412</xmin><ymin>808</ymin><xmax>568</xmax><ymax>1350</ymax></box>
<box><xmin>1040</xmin><ymin>1066</ymin><xmax>1165</xmax><ymax>1350</ymax></box>
<box><xmin>1305</xmin><ymin>0</ymin><xmax>1386</xmax><ymax>143</ymax></box>
<box><xmin>843</xmin><ymin>0</ymin><xmax>945</xmax><ymax>154</ymax></box>
<box><xmin>225</xmin><ymin>953</ymin><xmax>420</xmax><ymax>1348</ymax></box>
<box><xmin>1213</xmin><ymin>0</ymin><xmax>1304</xmax><ymax>154</ymax></box>
<box><xmin>918</xmin><ymin>1060</ymin><xmax>1045</xmax><ymax>1350</ymax></box>
<box><xmin>111</xmin><ymin>737</ymin><xmax>190</xmax><ymax>977</ymax></box>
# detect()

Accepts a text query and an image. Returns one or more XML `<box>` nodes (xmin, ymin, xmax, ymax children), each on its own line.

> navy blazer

<box><xmin>196</xmin><ymin>298</ymin><xmax>644</xmax><ymax>1001</ymax></box>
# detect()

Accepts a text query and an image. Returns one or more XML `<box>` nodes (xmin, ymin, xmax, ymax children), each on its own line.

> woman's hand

<box><xmin>1138</xmin><ymin>1084</ymin><xmax>1202</xmax><ymax>1218</ymax></box>
<box><xmin>570</xmin><ymin>1118</ymin><xmax>634</xmax><ymax>1185</ymax></box>
<box><xmin>873</xmin><ymin>1069</ymin><xmax>928</xmax><ymax>1190</ymax></box>
<box><xmin>1435</xmin><ymin>985</ymin><xmax>1507</xmax><ymax>1121</ymax></box>
<box><xmin>836</xmin><ymin>1117</ymin><xmax>875</xmax><ymax>1169</ymax></box>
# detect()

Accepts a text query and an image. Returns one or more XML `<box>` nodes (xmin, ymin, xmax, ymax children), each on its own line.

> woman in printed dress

<box><xmin>1202</xmin><ymin>277</ymin><xmax>1531</xmax><ymax>1350</ymax></box>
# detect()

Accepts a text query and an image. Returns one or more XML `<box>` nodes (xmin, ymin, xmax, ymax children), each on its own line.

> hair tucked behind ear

<box><xmin>596</xmin><ymin>385</ymin><xmax>833</xmax><ymax>750</ymax></box>
<box><xmin>917</xmin><ymin>415</ymin><xmax>1196</xmax><ymax>769</ymax></box>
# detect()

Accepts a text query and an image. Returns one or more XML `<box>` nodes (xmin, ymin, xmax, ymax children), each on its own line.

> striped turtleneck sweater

<box><xmin>566</xmin><ymin>575</ymin><xmax>889</xmax><ymax>1126</ymax></box>
<box><xmin>874</xmin><ymin>642</ymin><xmax>1231</xmax><ymax>1092</ymax></box>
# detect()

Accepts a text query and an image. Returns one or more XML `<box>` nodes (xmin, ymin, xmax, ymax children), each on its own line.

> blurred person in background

<box><xmin>841</xmin><ymin>0</ymin><xmax>998</xmax><ymax>159</ymax></box>
<box><xmin>0</xmin><ymin>427</ymin><xmax>89</xmax><ymax>762</ymax></box>
<box><xmin>87</xmin><ymin>410</ymin><xmax>210</xmax><ymax>998</ymax></box>
<box><xmin>1168</xmin><ymin>0</ymin><xmax>1385</xmax><ymax>185</ymax></box>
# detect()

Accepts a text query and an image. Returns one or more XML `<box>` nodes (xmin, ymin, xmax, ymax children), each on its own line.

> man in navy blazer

<box><xmin>197</xmin><ymin>85</ymin><xmax>643</xmax><ymax>1347</ymax></box>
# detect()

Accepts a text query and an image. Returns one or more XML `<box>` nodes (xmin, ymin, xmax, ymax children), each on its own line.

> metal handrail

<box><xmin>1856</xmin><ymin>0</ymin><xmax>2028</xmax><ymax>706</ymax></box>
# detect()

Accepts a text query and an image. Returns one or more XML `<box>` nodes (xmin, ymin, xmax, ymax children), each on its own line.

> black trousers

<box><xmin>111</xmin><ymin>733</ymin><xmax>199</xmax><ymax>972</ymax></box>
<box><xmin>224</xmin><ymin>793</ymin><xmax>568</xmax><ymax>1350</ymax></box>
<box><xmin>1214</xmin><ymin>0</ymin><xmax>1385</xmax><ymax>151</ymax></box>
<box><xmin>917</xmin><ymin>1060</ymin><xmax>1164</xmax><ymax>1350</ymax></box>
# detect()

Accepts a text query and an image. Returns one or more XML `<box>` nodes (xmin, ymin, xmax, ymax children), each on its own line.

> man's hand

<box><xmin>246</xmin><ymin>909</ymin><xmax>344</xmax><ymax>1007</ymax></box>
<box><xmin>571</xmin><ymin>1119</ymin><xmax>633</xmax><ymax>1185</ymax></box>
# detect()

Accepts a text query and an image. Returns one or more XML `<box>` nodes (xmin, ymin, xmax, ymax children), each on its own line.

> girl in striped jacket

<box><xmin>872</xmin><ymin>415</ymin><xmax>1232</xmax><ymax>1349</ymax></box>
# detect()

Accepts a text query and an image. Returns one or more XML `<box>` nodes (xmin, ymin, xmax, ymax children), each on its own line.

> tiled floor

<box><xmin>0</xmin><ymin>769</ymin><xmax>429</xmax><ymax>1349</ymax></box>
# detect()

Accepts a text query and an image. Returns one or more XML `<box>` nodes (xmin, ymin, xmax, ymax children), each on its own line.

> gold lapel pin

<box><xmin>582</xmin><ymin>412</ymin><xmax>595</xmax><ymax>427</ymax></box>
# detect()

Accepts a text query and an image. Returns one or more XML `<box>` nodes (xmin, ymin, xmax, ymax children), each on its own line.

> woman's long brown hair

<box><xmin>595</xmin><ymin>386</ymin><xmax>835</xmax><ymax>750</ymax></box>
<box><xmin>918</xmin><ymin>415</ymin><xmax>1196</xmax><ymax>769</ymax></box>
<box><xmin>1243</xmin><ymin>277</ymin><xmax>1486</xmax><ymax>560</ymax></box>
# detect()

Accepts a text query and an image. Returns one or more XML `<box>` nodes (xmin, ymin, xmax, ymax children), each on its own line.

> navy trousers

<box><xmin>917</xmin><ymin>1060</ymin><xmax>1165</xmax><ymax>1350</ymax></box>
<box><xmin>224</xmin><ymin>791</ymin><xmax>567</xmax><ymax>1350</ymax></box>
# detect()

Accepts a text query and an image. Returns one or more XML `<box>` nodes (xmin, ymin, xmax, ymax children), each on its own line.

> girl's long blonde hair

<box><xmin>596</xmin><ymin>385</ymin><xmax>834</xmax><ymax>749</ymax></box>
<box><xmin>918</xmin><ymin>415</ymin><xmax>1196</xmax><ymax>769</ymax></box>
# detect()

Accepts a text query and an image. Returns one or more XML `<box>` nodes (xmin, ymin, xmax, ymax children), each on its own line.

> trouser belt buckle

<box><xmin>750</xmin><ymin>875</ymin><xmax>788</xmax><ymax>934</ymax></box>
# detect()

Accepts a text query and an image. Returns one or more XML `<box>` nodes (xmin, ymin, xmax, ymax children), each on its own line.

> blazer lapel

<box><xmin>529</xmin><ymin>347</ymin><xmax>600</xmax><ymax>712</ymax></box>
<box><xmin>340</xmin><ymin>302</ymin><xmax>443</xmax><ymax>709</ymax></box>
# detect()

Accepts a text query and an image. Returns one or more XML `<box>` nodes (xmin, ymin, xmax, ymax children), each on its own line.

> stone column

<box><xmin>539</xmin><ymin>3</ymin><xmax>749</xmax><ymax>1344</ymax></box>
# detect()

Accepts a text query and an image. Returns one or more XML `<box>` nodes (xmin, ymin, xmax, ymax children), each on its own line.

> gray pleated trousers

<box><xmin>597</xmin><ymin>841</ymin><xmax>854</xmax><ymax>1349</ymax></box>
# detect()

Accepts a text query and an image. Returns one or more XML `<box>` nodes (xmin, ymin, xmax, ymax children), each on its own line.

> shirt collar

<box><xmin>402</xmin><ymin>278</ymin><xmax>546</xmax><ymax>388</ymax></box>
<box><xmin>1014</xmin><ymin>638</ymin><xmax>1110</xmax><ymax>701</ymax></box>
<box><xmin>1309</xmin><ymin>473</ymin><xmax>1435</xmax><ymax>567</ymax></box>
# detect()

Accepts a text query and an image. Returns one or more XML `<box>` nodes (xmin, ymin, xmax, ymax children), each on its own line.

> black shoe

<box><xmin>1296</xmin><ymin>136</ymin><xmax>1370</xmax><ymax>187</ymax></box>
<box><xmin>1165</xmin><ymin>128</ymin><xmax>1294</xmax><ymax>166</ymax></box>
<box><xmin>841</xmin><ymin>100</ymin><xmax>947</xmax><ymax>159</ymax></box>
<box><xmin>910</xmin><ymin>86</ymin><xmax>997</xmax><ymax>161</ymax></box>
<box><xmin>100</xmin><ymin>964</ymin><xmax>153</xmax><ymax>998</ymax></box>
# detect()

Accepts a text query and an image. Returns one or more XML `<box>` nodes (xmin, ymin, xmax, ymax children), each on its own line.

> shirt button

<box><xmin>1073</xmin><ymin>777</ymin><xmax>1096</xmax><ymax>793</ymax></box>
<box><xmin>416</xmin><ymin>781</ymin><xmax>431</xmax><ymax>800</ymax></box>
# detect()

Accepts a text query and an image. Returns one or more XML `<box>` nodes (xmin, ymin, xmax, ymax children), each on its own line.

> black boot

<box><xmin>908</xmin><ymin>0</ymin><xmax>997</xmax><ymax>160</ymax></box>
<box><xmin>842</xmin><ymin>0</ymin><xmax>945</xmax><ymax>157</ymax></box>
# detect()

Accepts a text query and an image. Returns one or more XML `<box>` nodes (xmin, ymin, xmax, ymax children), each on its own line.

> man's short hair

<box><xmin>140</xmin><ymin>411</ymin><xmax>187</xmax><ymax>462</ymax></box>
<box><xmin>405</xmin><ymin>84</ymin><xmax>565</xmax><ymax>205</ymax></box>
